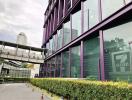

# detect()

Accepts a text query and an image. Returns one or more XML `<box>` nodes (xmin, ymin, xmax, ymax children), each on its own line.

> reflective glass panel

<box><xmin>71</xmin><ymin>45</ymin><xmax>80</xmax><ymax>77</ymax></box>
<box><xmin>83</xmin><ymin>37</ymin><xmax>99</xmax><ymax>79</ymax></box>
<box><xmin>103</xmin><ymin>21</ymin><xmax>132</xmax><ymax>82</ymax></box>
<box><xmin>102</xmin><ymin>0</ymin><xmax>124</xmax><ymax>19</ymax></box>
<box><xmin>72</xmin><ymin>10</ymin><xmax>81</xmax><ymax>40</ymax></box>
<box><xmin>57</xmin><ymin>29</ymin><xmax>63</xmax><ymax>49</ymax></box>
<box><xmin>63</xmin><ymin>21</ymin><xmax>71</xmax><ymax>45</ymax></box>
<box><xmin>62</xmin><ymin>50</ymin><xmax>70</xmax><ymax>77</ymax></box>
<box><xmin>83</xmin><ymin>0</ymin><xmax>99</xmax><ymax>32</ymax></box>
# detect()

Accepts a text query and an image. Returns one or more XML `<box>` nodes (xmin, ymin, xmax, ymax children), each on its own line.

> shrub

<box><xmin>30</xmin><ymin>78</ymin><xmax>132</xmax><ymax>100</ymax></box>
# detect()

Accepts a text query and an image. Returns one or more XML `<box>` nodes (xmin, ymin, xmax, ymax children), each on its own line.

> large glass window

<box><xmin>71</xmin><ymin>45</ymin><xmax>80</xmax><ymax>77</ymax></box>
<box><xmin>54</xmin><ymin>34</ymin><xmax>58</xmax><ymax>51</ymax></box>
<box><xmin>55</xmin><ymin>55</ymin><xmax>61</xmax><ymax>77</ymax></box>
<box><xmin>63</xmin><ymin>21</ymin><xmax>71</xmax><ymax>46</ymax></box>
<box><xmin>101</xmin><ymin>0</ymin><xmax>124</xmax><ymax>19</ymax></box>
<box><xmin>62</xmin><ymin>50</ymin><xmax>70</xmax><ymax>77</ymax></box>
<box><xmin>72</xmin><ymin>10</ymin><xmax>81</xmax><ymax>40</ymax></box>
<box><xmin>47</xmin><ymin>60</ymin><xmax>51</xmax><ymax>77</ymax></box>
<box><xmin>46</xmin><ymin>42</ymin><xmax>50</xmax><ymax>56</ymax></box>
<box><xmin>52</xmin><ymin>35</ymin><xmax>56</xmax><ymax>53</ymax></box>
<box><xmin>51</xmin><ymin>58</ymin><xmax>56</xmax><ymax>77</ymax></box>
<box><xmin>49</xmin><ymin>39</ymin><xmax>53</xmax><ymax>55</ymax></box>
<box><xmin>57</xmin><ymin>29</ymin><xmax>63</xmax><ymax>50</ymax></box>
<box><xmin>103</xmin><ymin>21</ymin><xmax>132</xmax><ymax>82</ymax></box>
<box><xmin>83</xmin><ymin>0</ymin><xmax>99</xmax><ymax>32</ymax></box>
<box><xmin>83</xmin><ymin>37</ymin><xmax>99</xmax><ymax>79</ymax></box>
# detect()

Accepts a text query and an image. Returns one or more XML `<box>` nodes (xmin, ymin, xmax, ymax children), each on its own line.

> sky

<box><xmin>0</xmin><ymin>0</ymin><xmax>48</xmax><ymax>47</ymax></box>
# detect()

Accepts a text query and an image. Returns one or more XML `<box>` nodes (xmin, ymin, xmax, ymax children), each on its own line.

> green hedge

<box><xmin>30</xmin><ymin>78</ymin><xmax>132</xmax><ymax>100</ymax></box>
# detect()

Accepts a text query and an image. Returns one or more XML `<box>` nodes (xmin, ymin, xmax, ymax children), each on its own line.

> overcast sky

<box><xmin>0</xmin><ymin>0</ymin><xmax>48</xmax><ymax>47</ymax></box>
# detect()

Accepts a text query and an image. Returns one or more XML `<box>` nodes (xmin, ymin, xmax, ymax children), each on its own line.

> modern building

<box><xmin>40</xmin><ymin>0</ymin><xmax>132</xmax><ymax>82</ymax></box>
<box><xmin>16</xmin><ymin>32</ymin><xmax>27</xmax><ymax>46</ymax></box>
<box><xmin>0</xmin><ymin>61</ymin><xmax>30</xmax><ymax>78</ymax></box>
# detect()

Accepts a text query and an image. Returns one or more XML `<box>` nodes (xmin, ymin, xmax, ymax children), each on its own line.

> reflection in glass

<box><xmin>47</xmin><ymin>60</ymin><xmax>51</xmax><ymax>77</ymax></box>
<box><xmin>57</xmin><ymin>29</ymin><xmax>63</xmax><ymax>50</ymax></box>
<box><xmin>83</xmin><ymin>0</ymin><xmax>99</xmax><ymax>32</ymax></box>
<box><xmin>46</xmin><ymin>42</ymin><xmax>50</xmax><ymax>56</ymax></box>
<box><xmin>62</xmin><ymin>50</ymin><xmax>69</xmax><ymax>77</ymax></box>
<box><xmin>71</xmin><ymin>45</ymin><xmax>80</xmax><ymax>77</ymax></box>
<box><xmin>52</xmin><ymin>35</ymin><xmax>56</xmax><ymax>53</ymax></box>
<box><xmin>63</xmin><ymin>21</ymin><xmax>71</xmax><ymax>45</ymax></box>
<box><xmin>49</xmin><ymin>39</ymin><xmax>53</xmax><ymax>55</ymax></box>
<box><xmin>56</xmin><ymin>55</ymin><xmax>61</xmax><ymax>77</ymax></box>
<box><xmin>103</xmin><ymin>21</ymin><xmax>132</xmax><ymax>82</ymax></box>
<box><xmin>83</xmin><ymin>37</ymin><xmax>99</xmax><ymax>79</ymax></box>
<box><xmin>51</xmin><ymin>57</ymin><xmax>56</xmax><ymax>77</ymax></box>
<box><xmin>72</xmin><ymin>10</ymin><xmax>81</xmax><ymax>40</ymax></box>
<box><xmin>102</xmin><ymin>0</ymin><xmax>124</xmax><ymax>19</ymax></box>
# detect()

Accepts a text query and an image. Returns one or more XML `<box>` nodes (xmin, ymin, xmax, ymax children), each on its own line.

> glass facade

<box><xmin>51</xmin><ymin>57</ymin><xmax>56</xmax><ymax>77</ymax></box>
<box><xmin>62</xmin><ymin>50</ymin><xmax>70</xmax><ymax>77</ymax></box>
<box><xmin>42</xmin><ymin>0</ymin><xmax>132</xmax><ymax>81</ymax></box>
<box><xmin>72</xmin><ymin>10</ymin><xmax>81</xmax><ymax>40</ymax></box>
<box><xmin>101</xmin><ymin>0</ymin><xmax>124</xmax><ymax>19</ymax></box>
<box><xmin>57</xmin><ymin>29</ymin><xmax>63</xmax><ymax>50</ymax></box>
<box><xmin>52</xmin><ymin>35</ymin><xmax>56</xmax><ymax>53</ymax></box>
<box><xmin>55</xmin><ymin>34</ymin><xmax>58</xmax><ymax>51</ymax></box>
<box><xmin>71</xmin><ymin>45</ymin><xmax>80</xmax><ymax>77</ymax></box>
<box><xmin>83</xmin><ymin>0</ymin><xmax>99</xmax><ymax>32</ymax></box>
<box><xmin>49</xmin><ymin>39</ymin><xmax>53</xmax><ymax>55</ymax></box>
<box><xmin>83</xmin><ymin>37</ymin><xmax>99</xmax><ymax>79</ymax></box>
<box><xmin>55</xmin><ymin>55</ymin><xmax>61</xmax><ymax>77</ymax></box>
<box><xmin>47</xmin><ymin>60</ymin><xmax>51</xmax><ymax>77</ymax></box>
<box><xmin>46</xmin><ymin>42</ymin><xmax>50</xmax><ymax>56</ymax></box>
<box><xmin>103</xmin><ymin>21</ymin><xmax>132</xmax><ymax>82</ymax></box>
<box><xmin>63</xmin><ymin>21</ymin><xmax>71</xmax><ymax>46</ymax></box>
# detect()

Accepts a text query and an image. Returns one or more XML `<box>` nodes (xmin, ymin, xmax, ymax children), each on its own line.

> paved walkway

<box><xmin>0</xmin><ymin>83</ymin><xmax>51</xmax><ymax>100</ymax></box>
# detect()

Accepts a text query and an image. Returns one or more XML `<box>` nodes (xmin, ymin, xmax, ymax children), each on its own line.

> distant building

<box><xmin>16</xmin><ymin>32</ymin><xmax>27</xmax><ymax>45</ymax></box>
<box><xmin>0</xmin><ymin>61</ymin><xmax>30</xmax><ymax>78</ymax></box>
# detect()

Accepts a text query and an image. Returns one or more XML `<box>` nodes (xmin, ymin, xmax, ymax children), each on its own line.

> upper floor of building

<box><xmin>42</xmin><ymin>0</ymin><xmax>132</xmax><ymax>57</ymax></box>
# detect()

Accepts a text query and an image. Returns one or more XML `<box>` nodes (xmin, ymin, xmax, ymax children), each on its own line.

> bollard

<box><xmin>41</xmin><ymin>94</ymin><xmax>44</xmax><ymax>100</ymax></box>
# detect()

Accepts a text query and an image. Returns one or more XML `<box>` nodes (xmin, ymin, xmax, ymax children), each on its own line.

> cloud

<box><xmin>0</xmin><ymin>0</ymin><xmax>48</xmax><ymax>47</ymax></box>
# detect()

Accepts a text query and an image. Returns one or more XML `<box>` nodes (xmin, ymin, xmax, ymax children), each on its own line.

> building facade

<box><xmin>40</xmin><ymin>0</ymin><xmax>132</xmax><ymax>82</ymax></box>
<box><xmin>0</xmin><ymin>61</ymin><xmax>31</xmax><ymax>78</ymax></box>
<box><xmin>16</xmin><ymin>32</ymin><xmax>27</xmax><ymax>46</ymax></box>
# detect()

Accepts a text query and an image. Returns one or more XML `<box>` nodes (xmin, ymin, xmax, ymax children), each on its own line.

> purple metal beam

<box><xmin>53</xmin><ymin>9</ymin><xmax>56</xmax><ymax>31</ymax></box>
<box><xmin>80</xmin><ymin>41</ymin><xmax>83</xmax><ymax>78</ymax></box>
<box><xmin>43</xmin><ymin>0</ymin><xmax>81</xmax><ymax>45</ymax></box>
<box><xmin>60</xmin><ymin>53</ymin><xmax>63</xmax><ymax>77</ymax></box>
<box><xmin>69</xmin><ymin>48</ymin><xmax>71</xmax><ymax>77</ymax></box>
<box><xmin>63</xmin><ymin>0</ymin><xmax>66</xmax><ymax>17</ymax></box>
<box><xmin>99</xmin><ymin>30</ymin><xmax>105</xmax><ymax>80</ymax></box>
<box><xmin>62</xmin><ymin>25</ymin><xmax>64</xmax><ymax>48</ymax></box>
<box><xmin>98</xmin><ymin>0</ymin><xmax>102</xmax><ymax>22</ymax></box>
<box><xmin>44</xmin><ymin>0</ymin><xmax>58</xmax><ymax>26</ymax></box>
<box><xmin>80</xmin><ymin>2</ymin><xmax>84</xmax><ymax>78</ymax></box>
<box><xmin>45</xmin><ymin>2</ymin><xmax>132</xmax><ymax>61</ymax></box>
<box><xmin>58</xmin><ymin>0</ymin><xmax>61</xmax><ymax>25</ymax></box>
<box><xmin>54</xmin><ymin>57</ymin><xmax>57</xmax><ymax>77</ymax></box>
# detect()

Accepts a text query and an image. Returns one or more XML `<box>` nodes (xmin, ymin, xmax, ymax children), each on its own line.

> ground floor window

<box><xmin>103</xmin><ymin>21</ymin><xmax>132</xmax><ymax>82</ymax></box>
<box><xmin>71</xmin><ymin>45</ymin><xmax>80</xmax><ymax>77</ymax></box>
<box><xmin>55</xmin><ymin>55</ymin><xmax>61</xmax><ymax>77</ymax></box>
<box><xmin>83</xmin><ymin>37</ymin><xmax>99</xmax><ymax>79</ymax></box>
<box><xmin>62</xmin><ymin>50</ymin><xmax>70</xmax><ymax>77</ymax></box>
